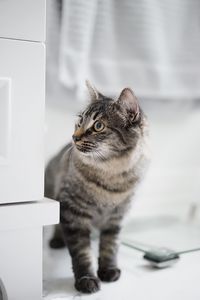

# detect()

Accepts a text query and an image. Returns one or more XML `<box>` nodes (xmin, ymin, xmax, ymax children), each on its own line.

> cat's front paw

<box><xmin>98</xmin><ymin>267</ymin><xmax>121</xmax><ymax>282</ymax></box>
<box><xmin>75</xmin><ymin>276</ymin><xmax>101</xmax><ymax>294</ymax></box>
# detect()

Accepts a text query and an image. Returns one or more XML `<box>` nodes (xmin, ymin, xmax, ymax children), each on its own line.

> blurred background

<box><xmin>43</xmin><ymin>1</ymin><xmax>200</xmax><ymax>299</ymax></box>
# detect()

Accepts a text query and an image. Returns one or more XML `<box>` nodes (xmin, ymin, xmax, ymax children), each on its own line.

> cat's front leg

<box><xmin>61</xmin><ymin>222</ymin><xmax>100</xmax><ymax>293</ymax></box>
<box><xmin>98</xmin><ymin>223</ymin><xmax>121</xmax><ymax>282</ymax></box>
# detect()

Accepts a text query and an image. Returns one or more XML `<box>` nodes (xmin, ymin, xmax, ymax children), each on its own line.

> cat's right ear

<box><xmin>116</xmin><ymin>88</ymin><xmax>140</xmax><ymax>122</ymax></box>
<box><xmin>85</xmin><ymin>80</ymin><xmax>103</xmax><ymax>102</ymax></box>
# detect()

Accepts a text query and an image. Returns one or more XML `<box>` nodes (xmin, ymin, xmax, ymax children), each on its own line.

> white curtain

<box><xmin>46</xmin><ymin>0</ymin><xmax>200</xmax><ymax>101</ymax></box>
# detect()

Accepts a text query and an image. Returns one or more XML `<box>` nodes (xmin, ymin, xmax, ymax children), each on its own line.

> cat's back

<box><xmin>45</xmin><ymin>143</ymin><xmax>72</xmax><ymax>199</ymax></box>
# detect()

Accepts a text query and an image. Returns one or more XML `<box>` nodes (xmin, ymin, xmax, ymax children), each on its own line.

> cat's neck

<box><xmin>73</xmin><ymin>139</ymin><xmax>146</xmax><ymax>176</ymax></box>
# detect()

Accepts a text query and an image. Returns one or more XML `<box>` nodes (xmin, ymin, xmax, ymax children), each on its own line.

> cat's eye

<box><xmin>93</xmin><ymin>121</ymin><xmax>105</xmax><ymax>132</ymax></box>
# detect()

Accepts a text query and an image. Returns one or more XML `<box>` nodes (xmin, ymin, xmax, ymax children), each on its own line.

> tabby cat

<box><xmin>45</xmin><ymin>81</ymin><xmax>149</xmax><ymax>294</ymax></box>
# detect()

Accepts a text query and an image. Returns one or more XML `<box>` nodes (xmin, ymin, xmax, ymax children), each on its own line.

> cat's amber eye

<box><xmin>93</xmin><ymin>121</ymin><xmax>105</xmax><ymax>132</ymax></box>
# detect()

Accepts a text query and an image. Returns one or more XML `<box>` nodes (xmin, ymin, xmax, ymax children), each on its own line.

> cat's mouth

<box><xmin>75</xmin><ymin>142</ymin><xmax>95</xmax><ymax>154</ymax></box>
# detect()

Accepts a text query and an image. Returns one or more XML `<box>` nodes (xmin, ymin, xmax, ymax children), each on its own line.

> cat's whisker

<box><xmin>91</xmin><ymin>151</ymin><xmax>98</xmax><ymax>166</ymax></box>
<box><xmin>62</xmin><ymin>144</ymin><xmax>74</xmax><ymax>161</ymax></box>
<box><xmin>82</xmin><ymin>141</ymin><xmax>95</xmax><ymax>146</ymax></box>
<box><xmin>76</xmin><ymin>144</ymin><xmax>94</xmax><ymax>153</ymax></box>
<box><xmin>93</xmin><ymin>149</ymin><xmax>109</xmax><ymax>165</ymax></box>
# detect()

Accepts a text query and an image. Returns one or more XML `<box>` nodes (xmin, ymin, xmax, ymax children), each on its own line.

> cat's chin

<box><xmin>77</xmin><ymin>150</ymin><xmax>105</xmax><ymax>162</ymax></box>
<box><xmin>75</xmin><ymin>147</ymin><xmax>93</xmax><ymax>157</ymax></box>
<box><xmin>80</xmin><ymin>151</ymin><xmax>92</xmax><ymax>157</ymax></box>
<box><xmin>75</xmin><ymin>147</ymin><xmax>110</xmax><ymax>162</ymax></box>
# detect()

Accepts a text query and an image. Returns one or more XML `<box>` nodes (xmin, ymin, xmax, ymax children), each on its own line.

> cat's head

<box><xmin>72</xmin><ymin>81</ymin><xmax>147</xmax><ymax>161</ymax></box>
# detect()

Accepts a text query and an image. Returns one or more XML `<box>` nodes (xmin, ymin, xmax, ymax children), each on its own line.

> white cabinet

<box><xmin>0</xmin><ymin>2</ymin><xmax>59</xmax><ymax>300</ymax></box>
<box><xmin>0</xmin><ymin>39</ymin><xmax>45</xmax><ymax>204</ymax></box>
<box><xmin>0</xmin><ymin>199</ymin><xmax>59</xmax><ymax>300</ymax></box>
<box><xmin>0</xmin><ymin>0</ymin><xmax>46</xmax><ymax>41</ymax></box>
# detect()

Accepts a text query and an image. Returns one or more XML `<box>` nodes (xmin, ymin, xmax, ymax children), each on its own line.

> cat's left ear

<box><xmin>117</xmin><ymin>88</ymin><xmax>139</xmax><ymax>122</ymax></box>
<box><xmin>85</xmin><ymin>80</ymin><xmax>103</xmax><ymax>102</ymax></box>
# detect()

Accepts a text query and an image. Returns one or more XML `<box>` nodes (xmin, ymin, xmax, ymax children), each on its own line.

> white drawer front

<box><xmin>0</xmin><ymin>38</ymin><xmax>45</xmax><ymax>204</ymax></box>
<box><xmin>0</xmin><ymin>228</ymin><xmax>42</xmax><ymax>300</ymax></box>
<box><xmin>0</xmin><ymin>0</ymin><xmax>46</xmax><ymax>41</ymax></box>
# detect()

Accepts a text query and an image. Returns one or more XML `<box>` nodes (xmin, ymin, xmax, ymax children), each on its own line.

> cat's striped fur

<box><xmin>45</xmin><ymin>84</ymin><xmax>149</xmax><ymax>293</ymax></box>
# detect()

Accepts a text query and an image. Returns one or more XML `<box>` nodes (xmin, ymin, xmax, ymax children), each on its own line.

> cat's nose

<box><xmin>72</xmin><ymin>135</ymin><xmax>81</xmax><ymax>142</ymax></box>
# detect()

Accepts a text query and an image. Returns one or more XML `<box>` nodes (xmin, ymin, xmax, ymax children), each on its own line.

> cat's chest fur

<box><xmin>59</xmin><ymin>139</ymin><xmax>148</xmax><ymax>208</ymax></box>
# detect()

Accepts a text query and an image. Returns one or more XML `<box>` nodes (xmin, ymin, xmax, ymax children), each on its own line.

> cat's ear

<box><xmin>117</xmin><ymin>88</ymin><xmax>139</xmax><ymax>122</ymax></box>
<box><xmin>85</xmin><ymin>80</ymin><xmax>102</xmax><ymax>102</ymax></box>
